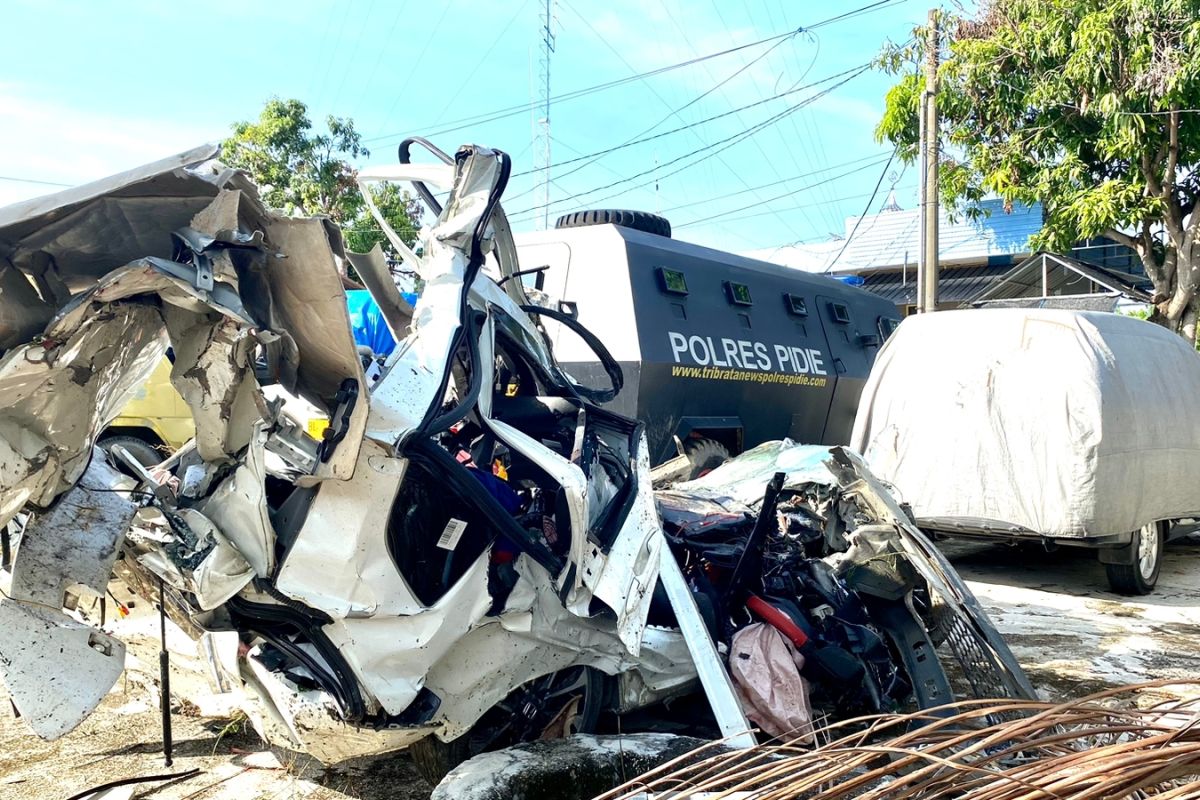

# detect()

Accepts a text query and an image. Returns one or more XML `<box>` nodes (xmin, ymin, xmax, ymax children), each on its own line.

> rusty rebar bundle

<box><xmin>600</xmin><ymin>681</ymin><xmax>1200</xmax><ymax>800</ymax></box>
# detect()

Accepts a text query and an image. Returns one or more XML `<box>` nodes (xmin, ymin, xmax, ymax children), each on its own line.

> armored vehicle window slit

<box><xmin>724</xmin><ymin>281</ymin><xmax>753</xmax><ymax>306</ymax></box>
<box><xmin>784</xmin><ymin>293</ymin><xmax>808</xmax><ymax>317</ymax></box>
<box><xmin>657</xmin><ymin>267</ymin><xmax>689</xmax><ymax>295</ymax></box>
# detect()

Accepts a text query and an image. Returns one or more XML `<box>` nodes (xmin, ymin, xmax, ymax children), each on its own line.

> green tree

<box><xmin>343</xmin><ymin>181</ymin><xmax>423</xmax><ymax>255</ymax></box>
<box><xmin>222</xmin><ymin>98</ymin><xmax>422</xmax><ymax>258</ymax></box>
<box><xmin>877</xmin><ymin>1</ymin><xmax>1200</xmax><ymax>341</ymax></box>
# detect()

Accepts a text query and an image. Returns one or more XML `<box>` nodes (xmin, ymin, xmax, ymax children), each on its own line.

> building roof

<box><xmin>860</xmin><ymin>264</ymin><xmax>1007</xmax><ymax>307</ymax></box>
<box><xmin>969</xmin><ymin>251</ymin><xmax>1153</xmax><ymax>305</ymax></box>
<box><xmin>836</xmin><ymin>198</ymin><xmax>1043</xmax><ymax>273</ymax></box>
<box><xmin>974</xmin><ymin>295</ymin><xmax>1124</xmax><ymax>312</ymax></box>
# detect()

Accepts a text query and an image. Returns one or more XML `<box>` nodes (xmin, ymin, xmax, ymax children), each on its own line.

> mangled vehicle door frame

<box><xmin>356</xmin><ymin>143</ymin><xmax>751</xmax><ymax>743</ymax></box>
<box><xmin>358</xmin><ymin>145</ymin><xmax>663</xmax><ymax>647</ymax></box>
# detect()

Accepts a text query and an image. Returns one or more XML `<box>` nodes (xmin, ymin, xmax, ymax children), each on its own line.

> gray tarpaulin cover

<box><xmin>850</xmin><ymin>309</ymin><xmax>1200</xmax><ymax>539</ymax></box>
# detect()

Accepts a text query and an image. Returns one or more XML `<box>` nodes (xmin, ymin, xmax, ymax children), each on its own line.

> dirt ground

<box><xmin>3</xmin><ymin>536</ymin><xmax>1200</xmax><ymax>800</ymax></box>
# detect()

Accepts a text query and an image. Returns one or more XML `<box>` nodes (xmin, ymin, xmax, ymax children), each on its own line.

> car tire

<box><xmin>684</xmin><ymin>438</ymin><xmax>730</xmax><ymax>480</ymax></box>
<box><xmin>408</xmin><ymin>666</ymin><xmax>606</xmax><ymax>786</ymax></box>
<box><xmin>98</xmin><ymin>435</ymin><xmax>163</xmax><ymax>475</ymax></box>
<box><xmin>408</xmin><ymin>732</ymin><xmax>473</xmax><ymax>789</ymax></box>
<box><xmin>553</xmin><ymin>209</ymin><xmax>672</xmax><ymax>238</ymax></box>
<box><xmin>1105</xmin><ymin>521</ymin><xmax>1166</xmax><ymax>595</ymax></box>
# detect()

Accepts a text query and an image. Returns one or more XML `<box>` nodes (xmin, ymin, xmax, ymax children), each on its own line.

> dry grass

<box><xmin>599</xmin><ymin>681</ymin><xmax>1200</xmax><ymax>800</ymax></box>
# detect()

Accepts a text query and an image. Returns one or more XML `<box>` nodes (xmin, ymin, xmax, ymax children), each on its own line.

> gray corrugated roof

<box><xmin>970</xmin><ymin>252</ymin><xmax>1153</xmax><ymax>304</ymax></box>
<box><xmin>861</xmin><ymin>264</ymin><xmax>1008</xmax><ymax>306</ymax></box>
<box><xmin>976</xmin><ymin>295</ymin><xmax>1122</xmax><ymax>312</ymax></box>
<box><xmin>838</xmin><ymin>199</ymin><xmax>1043</xmax><ymax>272</ymax></box>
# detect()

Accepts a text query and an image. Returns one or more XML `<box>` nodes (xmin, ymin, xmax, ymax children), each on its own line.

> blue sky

<box><xmin>0</xmin><ymin>0</ymin><xmax>929</xmax><ymax>252</ymax></box>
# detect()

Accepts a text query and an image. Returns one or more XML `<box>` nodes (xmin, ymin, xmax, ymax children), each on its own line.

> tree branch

<box><xmin>1104</xmin><ymin>228</ymin><xmax>1139</xmax><ymax>251</ymax></box>
<box><xmin>1110</xmin><ymin>226</ymin><xmax>1164</xmax><ymax>290</ymax></box>
<box><xmin>1143</xmin><ymin>151</ymin><xmax>1163</xmax><ymax>197</ymax></box>
<box><xmin>1164</xmin><ymin>106</ymin><xmax>1180</xmax><ymax>195</ymax></box>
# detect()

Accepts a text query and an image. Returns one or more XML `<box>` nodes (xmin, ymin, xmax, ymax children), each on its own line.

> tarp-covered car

<box><xmin>851</xmin><ymin>308</ymin><xmax>1200</xmax><ymax>594</ymax></box>
<box><xmin>0</xmin><ymin>144</ymin><xmax>1032</xmax><ymax>783</ymax></box>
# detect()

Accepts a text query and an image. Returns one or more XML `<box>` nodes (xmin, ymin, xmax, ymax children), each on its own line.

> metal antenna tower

<box><xmin>535</xmin><ymin>0</ymin><xmax>555</xmax><ymax>229</ymax></box>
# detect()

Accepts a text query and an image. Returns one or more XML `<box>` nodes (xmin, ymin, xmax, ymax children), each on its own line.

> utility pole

<box><xmin>535</xmin><ymin>0</ymin><xmax>555</xmax><ymax>230</ymax></box>
<box><xmin>918</xmin><ymin>9</ymin><xmax>940</xmax><ymax>313</ymax></box>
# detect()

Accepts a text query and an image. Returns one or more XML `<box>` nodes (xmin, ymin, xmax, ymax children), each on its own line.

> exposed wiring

<box><xmin>64</xmin><ymin>768</ymin><xmax>201</xmax><ymax>800</ymax></box>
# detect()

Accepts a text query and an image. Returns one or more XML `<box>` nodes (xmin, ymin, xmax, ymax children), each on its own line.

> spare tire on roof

<box><xmin>554</xmin><ymin>209</ymin><xmax>671</xmax><ymax>238</ymax></box>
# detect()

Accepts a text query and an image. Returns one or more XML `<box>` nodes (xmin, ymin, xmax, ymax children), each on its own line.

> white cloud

<box><xmin>0</xmin><ymin>84</ymin><xmax>223</xmax><ymax>207</ymax></box>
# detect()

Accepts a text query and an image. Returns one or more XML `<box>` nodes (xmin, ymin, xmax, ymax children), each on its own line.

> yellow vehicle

<box><xmin>98</xmin><ymin>357</ymin><xmax>195</xmax><ymax>467</ymax></box>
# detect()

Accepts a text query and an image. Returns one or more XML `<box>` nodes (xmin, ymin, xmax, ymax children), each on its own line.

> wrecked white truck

<box><xmin>0</xmin><ymin>142</ymin><xmax>1033</xmax><ymax>783</ymax></box>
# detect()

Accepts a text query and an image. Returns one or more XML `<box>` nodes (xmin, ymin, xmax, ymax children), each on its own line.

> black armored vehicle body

<box><xmin>516</xmin><ymin>211</ymin><xmax>901</xmax><ymax>474</ymax></box>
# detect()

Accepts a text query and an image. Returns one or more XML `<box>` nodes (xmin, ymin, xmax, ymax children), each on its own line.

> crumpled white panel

<box><xmin>200</xmin><ymin>423</ymin><xmax>276</xmax><ymax>578</ymax></box>
<box><xmin>0</xmin><ymin>599</ymin><xmax>126</xmax><ymax>740</ymax></box>
<box><xmin>467</xmin><ymin>273</ymin><xmax>658</xmax><ymax>650</ymax></box>
<box><xmin>367</xmin><ymin>148</ymin><xmax>506</xmax><ymax>442</ymax></box>
<box><xmin>423</xmin><ymin>555</ymin><xmax>683</xmax><ymax>739</ymax></box>
<box><xmin>575</xmin><ymin>436</ymin><xmax>663</xmax><ymax>656</ymax></box>
<box><xmin>674</xmin><ymin>439</ymin><xmax>837</xmax><ymax>508</ymax></box>
<box><xmin>162</xmin><ymin>304</ymin><xmax>261</xmax><ymax>463</ymax></box>
<box><xmin>321</xmin><ymin>549</ymin><xmax>494</xmax><ymax>716</ymax></box>
<box><xmin>0</xmin><ymin>257</ymin><xmax>272</xmax><ymax>525</ymax></box>
<box><xmin>175</xmin><ymin>507</ymin><xmax>254</xmax><ymax>611</ymax></box>
<box><xmin>274</xmin><ymin>439</ymin><xmax>418</xmax><ymax>618</ymax></box>
<box><xmin>0</xmin><ymin>302</ymin><xmax>166</xmax><ymax>520</ymax></box>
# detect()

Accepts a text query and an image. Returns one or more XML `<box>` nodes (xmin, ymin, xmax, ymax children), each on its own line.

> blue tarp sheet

<box><xmin>345</xmin><ymin>289</ymin><xmax>397</xmax><ymax>357</ymax></box>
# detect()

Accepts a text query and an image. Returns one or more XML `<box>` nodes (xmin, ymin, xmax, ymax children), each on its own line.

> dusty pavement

<box><xmin>946</xmin><ymin>532</ymin><xmax>1200</xmax><ymax>703</ymax></box>
<box><xmin>3</xmin><ymin>537</ymin><xmax>1200</xmax><ymax>800</ymax></box>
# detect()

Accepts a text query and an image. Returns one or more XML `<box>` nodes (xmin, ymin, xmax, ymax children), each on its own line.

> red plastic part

<box><xmin>746</xmin><ymin>594</ymin><xmax>810</xmax><ymax>649</ymax></box>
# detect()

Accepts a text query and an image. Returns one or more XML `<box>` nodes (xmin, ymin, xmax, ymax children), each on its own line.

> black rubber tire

<box><xmin>1105</xmin><ymin>521</ymin><xmax>1166</xmax><ymax>595</ymax></box>
<box><xmin>684</xmin><ymin>438</ymin><xmax>730</xmax><ymax>480</ymax></box>
<box><xmin>407</xmin><ymin>666</ymin><xmax>606</xmax><ymax>786</ymax></box>
<box><xmin>554</xmin><ymin>209</ymin><xmax>672</xmax><ymax>238</ymax></box>
<box><xmin>408</xmin><ymin>733</ymin><xmax>473</xmax><ymax>788</ymax></box>
<box><xmin>98</xmin><ymin>435</ymin><xmax>163</xmax><ymax>474</ymax></box>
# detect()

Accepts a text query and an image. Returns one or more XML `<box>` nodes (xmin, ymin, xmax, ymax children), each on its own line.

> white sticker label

<box><xmin>437</xmin><ymin>518</ymin><xmax>468</xmax><ymax>550</ymax></box>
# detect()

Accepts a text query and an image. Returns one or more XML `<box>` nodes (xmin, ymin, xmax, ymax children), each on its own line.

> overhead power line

<box><xmin>506</xmin><ymin>65</ymin><xmax>871</xmax><ymax>222</ymax></box>
<box><xmin>503</xmin><ymin>1</ymin><xmax>803</xmax><ymax>205</ymax></box>
<box><xmin>674</xmin><ymin>155</ymin><xmax>895</xmax><ymax>229</ymax></box>
<box><xmin>511</xmin><ymin>61</ymin><xmax>866</xmax><ymax>178</ymax></box>
<box><xmin>658</xmin><ymin>153</ymin><xmax>892</xmax><ymax>214</ymax></box>
<box><xmin>365</xmin><ymin>27</ymin><xmax>802</xmax><ymax>144</ymax></box>
<box><xmin>0</xmin><ymin>175</ymin><xmax>72</xmax><ymax>187</ymax></box>
<box><xmin>366</xmin><ymin>0</ymin><xmax>905</xmax><ymax>145</ymax></box>
<box><xmin>824</xmin><ymin>149</ymin><xmax>898</xmax><ymax>272</ymax></box>
<box><xmin>720</xmin><ymin>183</ymin><xmax>918</xmax><ymax>228</ymax></box>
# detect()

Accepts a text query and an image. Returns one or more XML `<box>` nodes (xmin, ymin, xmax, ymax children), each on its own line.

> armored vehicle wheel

<box><xmin>554</xmin><ymin>209</ymin><xmax>672</xmax><ymax>238</ymax></box>
<box><xmin>684</xmin><ymin>438</ymin><xmax>730</xmax><ymax>479</ymax></box>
